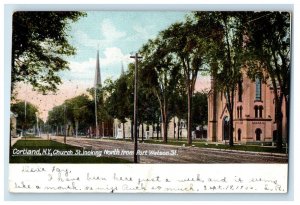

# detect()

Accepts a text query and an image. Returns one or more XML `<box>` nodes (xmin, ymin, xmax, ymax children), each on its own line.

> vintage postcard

<box><xmin>9</xmin><ymin>10</ymin><xmax>290</xmax><ymax>193</ymax></box>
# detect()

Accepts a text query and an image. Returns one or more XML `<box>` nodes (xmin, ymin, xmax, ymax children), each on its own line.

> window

<box><xmin>237</xmin><ymin>106</ymin><xmax>243</xmax><ymax>119</ymax></box>
<box><xmin>259</xmin><ymin>106</ymin><xmax>263</xmax><ymax>118</ymax></box>
<box><xmin>254</xmin><ymin>106</ymin><xmax>258</xmax><ymax>118</ymax></box>
<box><xmin>254</xmin><ymin>105</ymin><xmax>263</xmax><ymax>118</ymax></box>
<box><xmin>255</xmin><ymin>77</ymin><xmax>262</xmax><ymax>101</ymax></box>
<box><xmin>240</xmin><ymin>106</ymin><xmax>243</xmax><ymax>119</ymax></box>
<box><xmin>238</xmin><ymin>80</ymin><xmax>243</xmax><ymax>102</ymax></box>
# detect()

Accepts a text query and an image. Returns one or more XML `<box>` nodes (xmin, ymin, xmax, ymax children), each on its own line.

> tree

<box><xmin>11</xmin><ymin>11</ymin><xmax>86</xmax><ymax>94</ymax></box>
<box><xmin>191</xmin><ymin>92</ymin><xmax>208</xmax><ymax>130</ymax></box>
<box><xmin>64</xmin><ymin>94</ymin><xmax>94</xmax><ymax>137</ymax></box>
<box><xmin>47</xmin><ymin>95</ymin><xmax>94</xmax><ymax>136</ymax></box>
<box><xmin>193</xmin><ymin>12</ymin><xmax>246</xmax><ymax>146</ymax></box>
<box><xmin>161</xmin><ymin>18</ymin><xmax>210</xmax><ymax>145</ymax></box>
<box><xmin>140</xmin><ymin>36</ymin><xmax>182</xmax><ymax>143</ymax></box>
<box><xmin>245</xmin><ymin>12</ymin><xmax>291</xmax><ymax>149</ymax></box>
<box><xmin>47</xmin><ymin>105</ymin><xmax>65</xmax><ymax>135</ymax></box>
<box><xmin>11</xmin><ymin>101</ymin><xmax>39</xmax><ymax>132</ymax></box>
<box><xmin>105</xmin><ymin>73</ymin><xmax>131</xmax><ymax>139</ymax></box>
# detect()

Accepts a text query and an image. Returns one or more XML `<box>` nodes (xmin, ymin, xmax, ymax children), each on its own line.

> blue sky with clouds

<box><xmin>60</xmin><ymin>11</ymin><xmax>189</xmax><ymax>86</ymax></box>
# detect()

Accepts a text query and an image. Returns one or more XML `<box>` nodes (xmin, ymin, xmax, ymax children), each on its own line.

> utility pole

<box><xmin>94</xmin><ymin>87</ymin><xmax>98</xmax><ymax>138</ymax></box>
<box><xmin>94</xmin><ymin>49</ymin><xmax>101</xmax><ymax>138</ymax></box>
<box><xmin>130</xmin><ymin>53</ymin><xmax>142</xmax><ymax>163</ymax></box>
<box><xmin>64</xmin><ymin>104</ymin><xmax>67</xmax><ymax>144</ymax></box>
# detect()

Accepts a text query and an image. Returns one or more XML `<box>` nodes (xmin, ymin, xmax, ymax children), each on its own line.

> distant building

<box><xmin>113</xmin><ymin>117</ymin><xmax>202</xmax><ymax>140</ymax></box>
<box><xmin>207</xmin><ymin>71</ymin><xmax>287</xmax><ymax>145</ymax></box>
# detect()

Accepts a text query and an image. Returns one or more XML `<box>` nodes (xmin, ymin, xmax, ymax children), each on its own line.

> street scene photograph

<box><xmin>9</xmin><ymin>11</ymin><xmax>290</xmax><ymax>164</ymax></box>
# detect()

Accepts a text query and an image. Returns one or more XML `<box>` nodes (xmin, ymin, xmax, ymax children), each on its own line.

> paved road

<box><xmin>51</xmin><ymin>136</ymin><xmax>288</xmax><ymax>164</ymax></box>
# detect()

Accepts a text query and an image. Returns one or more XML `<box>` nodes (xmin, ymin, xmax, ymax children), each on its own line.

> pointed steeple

<box><xmin>121</xmin><ymin>61</ymin><xmax>125</xmax><ymax>76</ymax></box>
<box><xmin>94</xmin><ymin>50</ymin><xmax>101</xmax><ymax>87</ymax></box>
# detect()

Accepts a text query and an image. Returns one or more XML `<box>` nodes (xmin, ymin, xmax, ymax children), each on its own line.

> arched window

<box><xmin>238</xmin><ymin>80</ymin><xmax>243</xmax><ymax>102</ymax></box>
<box><xmin>223</xmin><ymin>116</ymin><xmax>230</xmax><ymax>140</ymax></box>
<box><xmin>240</xmin><ymin>106</ymin><xmax>243</xmax><ymax>119</ymax></box>
<box><xmin>254</xmin><ymin>106</ymin><xmax>258</xmax><ymax>118</ymax></box>
<box><xmin>259</xmin><ymin>106</ymin><xmax>263</xmax><ymax>118</ymax></box>
<box><xmin>255</xmin><ymin>128</ymin><xmax>262</xmax><ymax>141</ymax></box>
<box><xmin>255</xmin><ymin>77</ymin><xmax>262</xmax><ymax>101</ymax></box>
<box><xmin>238</xmin><ymin>129</ymin><xmax>242</xmax><ymax>141</ymax></box>
<box><xmin>237</xmin><ymin>106</ymin><xmax>243</xmax><ymax>119</ymax></box>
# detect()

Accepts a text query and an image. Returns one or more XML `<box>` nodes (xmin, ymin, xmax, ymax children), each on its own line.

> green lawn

<box><xmin>10</xmin><ymin>140</ymin><xmax>131</xmax><ymax>163</ymax></box>
<box><xmin>142</xmin><ymin>139</ymin><xmax>287</xmax><ymax>154</ymax></box>
<box><xmin>106</xmin><ymin>138</ymin><xmax>286</xmax><ymax>154</ymax></box>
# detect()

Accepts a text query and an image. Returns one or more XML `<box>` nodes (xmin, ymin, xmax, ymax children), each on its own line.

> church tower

<box><xmin>93</xmin><ymin>49</ymin><xmax>113</xmax><ymax>137</ymax></box>
<box><xmin>121</xmin><ymin>61</ymin><xmax>125</xmax><ymax>76</ymax></box>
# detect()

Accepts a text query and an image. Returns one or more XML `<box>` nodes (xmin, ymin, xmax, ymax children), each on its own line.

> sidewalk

<box><xmin>10</xmin><ymin>137</ymin><xmax>21</xmax><ymax>147</ymax></box>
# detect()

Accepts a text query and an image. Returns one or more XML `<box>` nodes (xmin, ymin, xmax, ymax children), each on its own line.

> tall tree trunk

<box><xmin>142</xmin><ymin>122</ymin><xmax>144</xmax><ymax>142</ymax></box>
<box><xmin>177</xmin><ymin>118</ymin><xmax>180</xmax><ymax>140</ymax></box>
<box><xmin>162</xmin><ymin>106</ymin><xmax>168</xmax><ymax>143</ymax></box>
<box><xmin>152</xmin><ymin>123</ymin><xmax>154</xmax><ymax>139</ymax></box>
<box><xmin>67</xmin><ymin>125</ymin><xmax>71</xmax><ymax>136</ymax></box>
<box><xmin>271</xmin><ymin>77</ymin><xmax>283</xmax><ymax>150</ymax></box>
<box><xmin>229</xmin><ymin>89</ymin><xmax>234</xmax><ymax>147</ymax></box>
<box><xmin>173</xmin><ymin>119</ymin><xmax>176</xmax><ymax>139</ymax></box>
<box><xmin>122</xmin><ymin>122</ymin><xmax>125</xmax><ymax>139</ymax></box>
<box><xmin>187</xmin><ymin>88</ymin><xmax>192</xmax><ymax>145</ymax></box>
<box><xmin>229</xmin><ymin>111</ymin><xmax>234</xmax><ymax>146</ymax></box>
<box><xmin>275</xmin><ymin>95</ymin><xmax>283</xmax><ymax>150</ymax></box>
<box><xmin>156</xmin><ymin>121</ymin><xmax>159</xmax><ymax>140</ymax></box>
<box><xmin>285</xmin><ymin>95</ymin><xmax>289</xmax><ymax>144</ymax></box>
<box><xmin>102</xmin><ymin>122</ymin><xmax>104</xmax><ymax>137</ymax></box>
<box><xmin>75</xmin><ymin>120</ymin><xmax>78</xmax><ymax>138</ymax></box>
<box><xmin>131</xmin><ymin>121</ymin><xmax>133</xmax><ymax>141</ymax></box>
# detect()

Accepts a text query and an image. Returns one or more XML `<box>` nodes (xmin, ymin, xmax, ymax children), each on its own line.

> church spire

<box><xmin>121</xmin><ymin>61</ymin><xmax>125</xmax><ymax>76</ymax></box>
<box><xmin>94</xmin><ymin>49</ymin><xmax>101</xmax><ymax>87</ymax></box>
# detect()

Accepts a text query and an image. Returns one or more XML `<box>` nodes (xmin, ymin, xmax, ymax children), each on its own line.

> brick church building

<box><xmin>207</xmin><ymin>71</ymin><xmax>287</xmax><ymax>145</ymax></box>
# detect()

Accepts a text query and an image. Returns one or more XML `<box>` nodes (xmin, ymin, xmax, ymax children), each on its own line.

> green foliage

<box><xmin>47</xmin><ymin>105</ymin><xmax>65</xmax><ymax>126</ymax></box>
<box><xmin>159</xmin><ymin>16</ymin><xmax>213</xmax><ymax>144</ymax></box>
<box><xmin>11</xmin><ymin>11</ymin><xmax>86</xmax><ymax>94</ymax></box>
<box><xmin>11</xmin><ymin>101</ymin><xmax>39</xmax><ymax>130</ymax></box>
<box><xmin>105</xmin><ymin>74</ymin><xmax>131</xmax><ymax>123</ymax></box>
<box><xmin>139</xmin><ymin>35</ymin><xmax>184</xmax><ymax>142</ymax></box>
<box><xmin>244</xmin><ymin>12</ymin><xmax>291</xmax><ymax>149</ymax></box>
<box><xmin>193</xmin><ymin>12</ymin><xmax>247</xmax><ymax>146</ymax></box>
<box><xmin>191</xmin><ymin>92</ymin><xmax>208</xmax><ymax>129</ymax></box>
<box><xmin>47</xmin><ymin>94</ymin><xmax>94</xmax><ymax>135</ymax></box>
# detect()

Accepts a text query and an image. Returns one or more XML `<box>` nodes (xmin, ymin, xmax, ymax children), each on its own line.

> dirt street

<box><xmin>51</xmin><ymin>136</ymin><xmax>288</xmax><ymax>164</ymax></box>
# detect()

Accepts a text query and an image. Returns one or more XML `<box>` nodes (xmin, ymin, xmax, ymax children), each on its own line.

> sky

<box><xmin>15</xmin><ymin>11</ymin><xmax>211</xmax><ymax>121</ymax></box>
<box><xmin>62</xmin><ymin>11</ymin><xmax>190</xmax><ymax>85</ymax></box>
